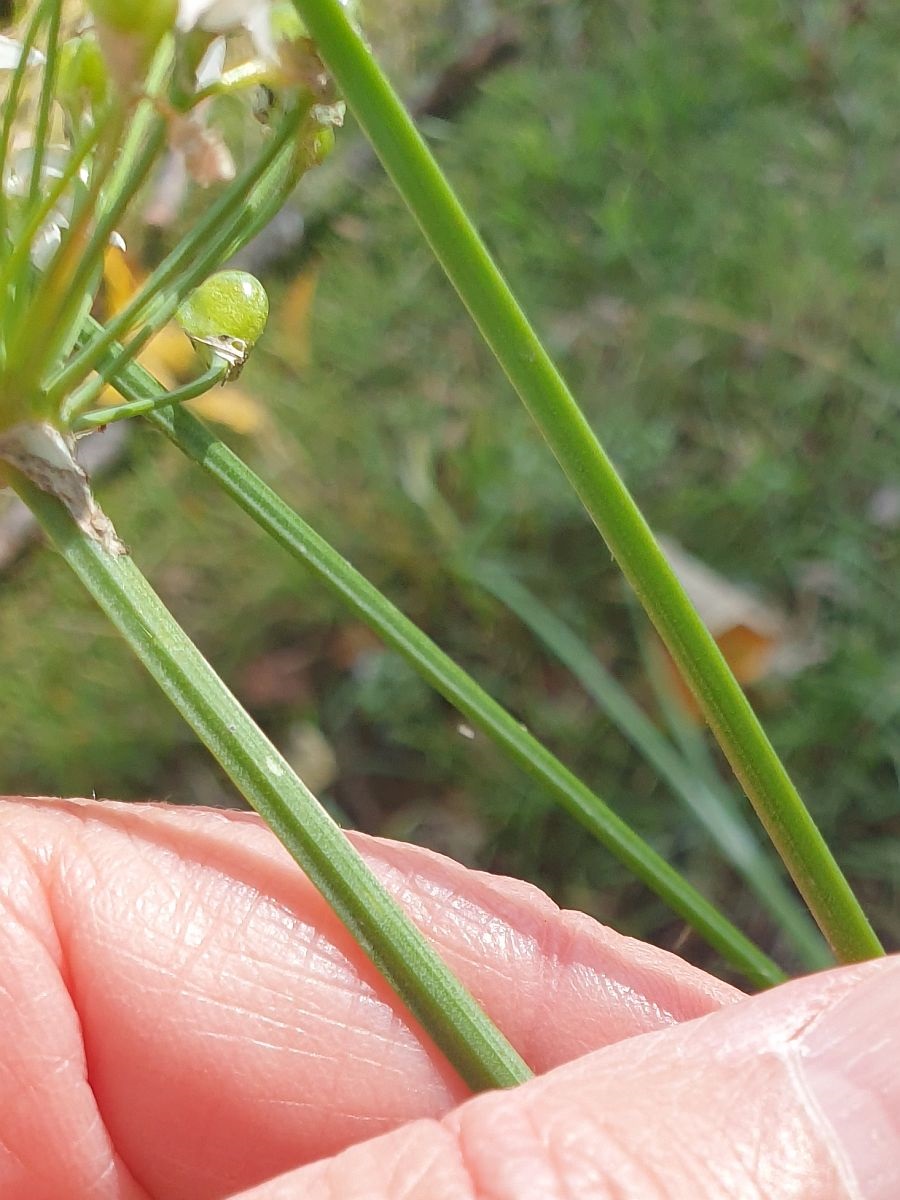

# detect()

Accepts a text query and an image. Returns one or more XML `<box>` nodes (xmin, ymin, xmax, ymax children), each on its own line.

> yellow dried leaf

<box><xmin>188</xmin><ymin>386</ymin><xmax>266</xmax><ymax>434</ymax></box>
<box><xmin>652</xmin><ymin>537</ymin><xmax>787</xmax><ymax>722</ymax></box>
<box><xmin>276</xmin><ymin>262</ymin><xmax>320</xmax><ymax>368</ymax></box>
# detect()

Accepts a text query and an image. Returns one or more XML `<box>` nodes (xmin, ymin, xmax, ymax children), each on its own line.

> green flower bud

<box><xmin>58</xmin><ymin>36</ymin><xmax>109</xmax><ymax>110</ymax></box>
<box><xmin>176</xmin><ymin>271</ymin><xmax>269</xmax><ymax>378</ymax></box>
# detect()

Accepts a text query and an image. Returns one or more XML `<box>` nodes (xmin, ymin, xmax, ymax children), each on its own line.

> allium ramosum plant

<box><xmin>0</xmin><ymin>0</ymin><xmax>883</xmax><ymax>1093</ymax></box>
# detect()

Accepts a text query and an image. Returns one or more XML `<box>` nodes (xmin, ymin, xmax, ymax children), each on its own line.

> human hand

<box><xmin>0</xmin><ymin>797</ymin><xmax>895</xmax><ymax>1199</ymax></box>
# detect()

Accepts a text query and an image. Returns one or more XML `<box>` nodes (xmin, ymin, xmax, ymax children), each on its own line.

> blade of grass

<box><xmin>79</xmin><ymin>342</ymin><xmax>785</xmax><ymax>986</ymax></box>
<box><xmin>9</xmin><ymin>472</ymin><xmax>530</xmax><ymax>1094</ymax></box>
<box><xmin>466</xmin><ymin>561</ymin><xmax>831</xmax><ymax>970</ymax></box>
<box><xmin>288</xmin><ymin>0</ymin><xmax>882</xmax><ymax>964</ymax></box>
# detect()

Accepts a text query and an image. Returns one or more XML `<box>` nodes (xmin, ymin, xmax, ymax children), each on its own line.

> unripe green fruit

<box><xmin>177</xmin><ymin>271</ymin><xmax>270</xmax><ymax>347</ymax></box>
<box><xmin>58</xmin><ymin>37</ymin><xmax>109</xmax><ymax>109</ymax></box>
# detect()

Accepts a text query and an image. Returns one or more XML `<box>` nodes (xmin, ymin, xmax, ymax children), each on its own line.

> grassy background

<box><xmin>2</xmin><ymin>0</ymin><xmax>897</xmax><ymax>979</ymax></box>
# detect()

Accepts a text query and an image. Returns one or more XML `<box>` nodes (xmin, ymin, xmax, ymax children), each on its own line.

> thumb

<box><xmin>231</xmin><ymin>956</ymin><xmax>900</xmax><ymax>1199</ymax></box>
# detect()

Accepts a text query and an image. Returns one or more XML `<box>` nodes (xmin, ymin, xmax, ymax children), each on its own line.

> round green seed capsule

<box><xmin>177</xmin><ymin>271</ymin><xmax>269</xmax><ymax>347</ymax></box>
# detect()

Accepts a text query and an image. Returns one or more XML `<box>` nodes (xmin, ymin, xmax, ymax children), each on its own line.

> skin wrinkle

<box><xmin>298</xmin><ymin>1119</ymin><xmax>476</xmax><ymax>1200</ymax></box>
<box><xmin>0</xmin><ymin>841</ymin><xmax>150</xmax><ymax>1199</ymax></box>
<box><xmin>454</xmin><ymin>1090</ymin><xmax>567</xmax><ymax>1200</ymax></box>
<box><xmin>20</xmin><ymin>798</ymin><xmax>738</xmax><ymax>1031</ymax></box>
<box><xmin>790</xmin><ymin>979</ymin><xmax>900</xmax><ymax>1199</ymax></box>
<box><xmin>358</xmin><ymin>833</ymin><xmax>738</xmax><ymax>1070</ymax></box>
<box><xmin>71</xmin><ymin>812</ymin><xmax>416</xmax><ymax>1080</ymax></box>
<box><xmin>55</xmin><ymin>813</ymin><xmax>459</xmax><ymax>1196</ymax></box>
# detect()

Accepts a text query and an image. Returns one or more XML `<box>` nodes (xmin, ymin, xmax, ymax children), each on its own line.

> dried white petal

<box><xmin>189</xmin><ymin>332</ymin><xmax>249</xmax><ymax>378</ymax></box>
<box><xmin>168</xmin><ymin>115</ymin><xmax>236</xmax><ymax>187</ymax></box>
<box><xmin>311</xmin><ymin>101</ymin><xmax>345</xmax><ymax>128</ymax></box>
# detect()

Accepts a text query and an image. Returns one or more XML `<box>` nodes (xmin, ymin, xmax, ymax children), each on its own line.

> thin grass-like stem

<box><xmin>288</xmin><ymin>0</ymin><xmax>882</xmax><ymax>964</ymax></box>
<box><xmin>10</xmin><ymin>470</ymin><xmax>531</xmax><ymax>1094</ymax></box>
<box><xmin>74</xmin><ymin>337</ymin><xmax>785</xmax><ymax>986</ymax></box>
<box><xmin>72</xmin><ymin>358</ymin><xmax>226</xmax><ymax>431</ymax></box>
<box><xmin>0</xmin><ymin>0</ymin><xmax>50</xmax><ymax>241</ymax></box>
<box><xmin>466</xmin><ymin>562</ymin><xmax>832</xmax><ymax>971</ymax></box>
<box><xmin>25</xmin><ymin>0</ymin><xmax>61</xmax><ymax>211</ymax></box>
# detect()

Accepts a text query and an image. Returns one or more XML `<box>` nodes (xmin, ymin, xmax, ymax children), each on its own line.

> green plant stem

<box><xmin>467</xmin><ymin>563</ymin><xmax>832</xmax><ymax>971</ymax></box>
<box><xmin>0</xmin><ymin>0</ymin><xmax>50</xmax><ymax>257</ymax></box>
<box><xmin>26</xmin><ymin>0</ymin><xmax>61</xmax><ymax>211</ymax></box>
<box><xmin>289</xmin><ymin>0</ymin><xmax>882</xmax><ymax>964</ymax></box>
<box><xmin>76</xmin><ymin>366</ymin><xmax>780</xmax><ymax>984</ymax></box>
<box><xmin>0</xmin><ymin>0</ymin><xmax>52</xmax><ymax>367</ymax></box>
<box><xmin>10</xmin><ymin>471</ymin><xmax>530</xmax><ymax>1094</ymax></box>
<box><xmin>72</xmin><ymin>358</ymin><xmax>227</xmax><ymax>431</ymax></box>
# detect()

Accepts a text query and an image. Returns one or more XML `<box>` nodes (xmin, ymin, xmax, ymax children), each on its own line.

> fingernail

<box><xmin>801</xmin><ymin>962</ymin><xmax>900</xmax><ymax>1200</ymax></box>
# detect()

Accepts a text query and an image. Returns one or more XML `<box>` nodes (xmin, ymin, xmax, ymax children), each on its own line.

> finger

<box><xmin>230</xmin><ymin>956</ymin><xmax>900</xmax><ymax>1200</ymax></box>
<box><xmin>0</xmin><ymin>796</ymin><xmax>737</xmax><ymax>1200</ymax></box>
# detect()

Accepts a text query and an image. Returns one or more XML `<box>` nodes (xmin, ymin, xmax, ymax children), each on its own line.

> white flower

<box><xmin>3</xmin><ymin>146</ymin><xmax>125</xmax><ymax>269</ymax></box>
<box><xmin>3</xmin><ymin>146</ymin><xmax>83</xmax><ymax>267</ymax></box>
<box><xmin>0</xmin><ymin>35</ymin><xmax>45</xmax><ymax>70</ymax></box>
<box><xmin>177</xmin><ymin>0</ymin><xmax>276</xmax><ymax>62</ymax></box>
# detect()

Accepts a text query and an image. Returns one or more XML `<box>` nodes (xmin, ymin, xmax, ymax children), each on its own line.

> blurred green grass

<box><xmin>2</xmin><ymin>0</ymin><xmax>897</xmax><ymax>973</ymax></box>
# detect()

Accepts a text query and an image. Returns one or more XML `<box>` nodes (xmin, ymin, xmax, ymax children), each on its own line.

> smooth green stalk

<box><xmin>33</xmin><ymin>116</ymin><xmax>165</xmax><ymax>400</ymax></box>
<box><xmin>66</xmin><ymin>338</ymin><xmax>784</xmax><ymax>985</ymax></box>
<box><xmin>26</xmin><ymin>0</ymin><xmax>61</xmax><ymax>211</ymax></box>
<box><xmin>23</xmin><ymin>41</ymin><xmax>174</xmax><ymax>398</ymax></box>
<box><xmin>0</xmin><ymin>0</ymin><xmax>50</xmax><ymax>230</ymax></box>
<box><xmin>61</xmin><ymin>38</ymin><xmax>174</xmax><ymax>306</ymax></box>
<box><xmin>11</xmin><ymin>39</ymin><xmax>173</xmax><ymax>387</ymax></box>
<box><xmin>72</xmin><ymin>358</ymin><xmax>226</xmax><ymax>431</ymax></box>
<box><xmin>10</xmin><ymin>471</ymin><xmax>531</xmax><ymax>1094</ymax></box>
<box><xmin>144</xmin><ymin>401</ymin><xmax>783</xmax><ymax>985</ymax></box>
<box><xmin>467</xmin><ymin>562</ymin><xmax>832</xmax><ymax>970</ymax></box>
<box><xmin>289</xmin><ymin>0</ymin><xmax>882</xmax><ymax>964</ymax></box>
<box><xmin>7</xmin><ymin>99</ymin><xmax>128</xmax><ymax>395</ymax></box>
<box><xmin>0</xmin><ymin>0</ymin><xmax>51</xmax><ymax>358</ymax></box>
<box><xmin>146</xmin><ymin>402</ymin><xmax>784</xmax><ymax>985</ymax></box>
